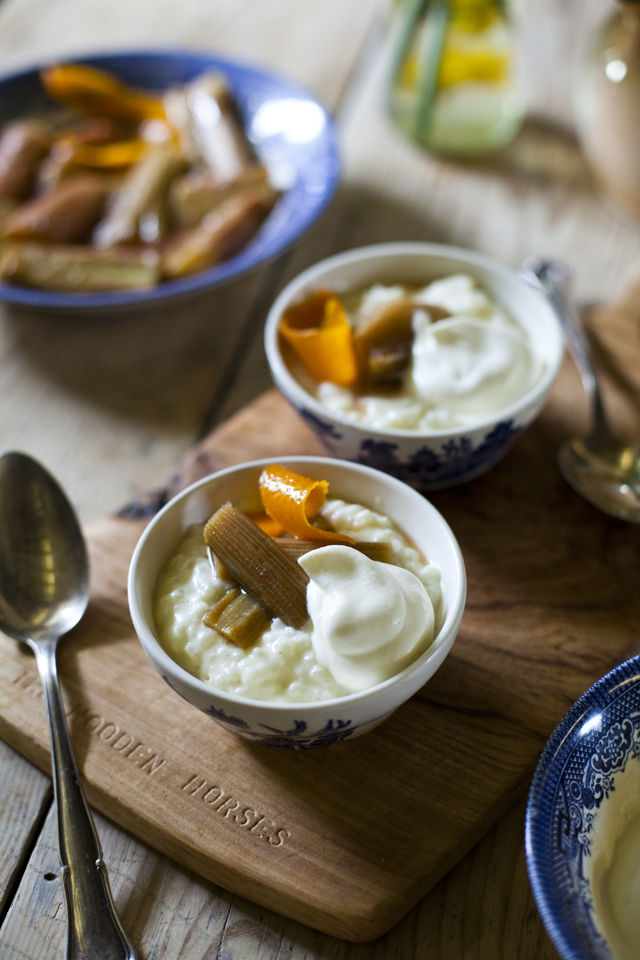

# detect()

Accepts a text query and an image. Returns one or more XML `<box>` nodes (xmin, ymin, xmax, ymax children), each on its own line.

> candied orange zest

<box><xmin>41</xmin><ymin>64</ymin><xmax>166</xmax><ymax>121</ymax></box>
<box><xmin>245</xmin><ymin>510</ymin><xmax>286</xmax><ymax>538</ymax></box>
<box><xmin>279</xmin><ymin>291</ymin><xmax>358</xmax><ymax>387</ymax></box>
<box><xmin>259</xmin><ymin>465</ymin><xmax>355</xmax><ymax>545</ymax></box>
<box><xmin>72</xmin><ymin>139</ymin><xmax>147</xmax><ymax>168</ymax></box>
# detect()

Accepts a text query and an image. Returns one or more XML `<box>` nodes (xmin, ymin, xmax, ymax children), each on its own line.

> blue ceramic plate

<box><xmin>525</xmin><ymin>655</ymin><xmax>640</xmax><ymax>960</ymax></box>
<box><xmin>0</xmin><ymin>50</ymin><xmax>339</xmax><ymax>311</ymax></box>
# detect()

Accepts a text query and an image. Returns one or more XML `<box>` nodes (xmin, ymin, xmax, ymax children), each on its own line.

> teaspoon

<box><xmin>521</xmin><ymin>258</ymin><xmax>640</xmax><ymax>523</ymax></box>
<box><xmin>0</xmin><ymin>452</ymin><xmax>135</xmax><ymax>959</ymax></box>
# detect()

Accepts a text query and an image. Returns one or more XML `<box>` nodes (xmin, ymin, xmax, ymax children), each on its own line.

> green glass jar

<box><xmin>387</xmin><ymin>0</ymin><xmax>524</xmax><ymax>157</ymax></box>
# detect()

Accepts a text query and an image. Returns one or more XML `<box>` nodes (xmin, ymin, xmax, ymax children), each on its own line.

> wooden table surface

<box><xmin>0</xmin><ymin>0</ymin><xmax>636</xmax><ymax>956</ymax></box>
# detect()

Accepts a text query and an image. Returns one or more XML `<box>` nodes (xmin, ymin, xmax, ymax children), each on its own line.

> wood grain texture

<box><xmin>0</xmin><ymin>793</ymin><xmax>556</xmax><ymax>960</ymax></box>
<box><xmin>0</xmin><ymin>0</ymin><xmax>384</xmax><ymax>109</ymax></box>
<box><xmin>0</xmin><ymin>741</ymin><xmax>51</xmax><ymax>914</ymax></box>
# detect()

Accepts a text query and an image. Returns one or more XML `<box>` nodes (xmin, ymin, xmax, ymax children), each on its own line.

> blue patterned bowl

<box><xmin>128</xmin><ymin>456</ymin><xmax>466</xmax><ymax>748</ymax></box>
<box><xmin>264</xmin><ymin>243</ymin><xmax>563</xmax><ymax>490</ymax></box>
<box><xmin>0</xmin><ymin>50</ymin><xmax>339</xmax><ymax>312</ymax></box>
<box><xmin>526</xmin><ymin>655</ymin><xmax>640</xmax><ymax>960</ymax></box>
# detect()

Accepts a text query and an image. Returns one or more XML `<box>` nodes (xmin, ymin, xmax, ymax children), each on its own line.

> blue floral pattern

<box><xmin>201</xmin><ymin>714</ymin><xmax>358</xmax><ymax>749</ymax></box>
<box><xmin>161</xmin><ymin>675</ymin><xmax>360</xmax><ymax>748</ymax></box>
<box><xmin>295</xmin><ymin>407</ymin><xmax>343</xmax><ymax>453</ymax></box>
<box><xmin>526</xmin><ymin>657</ymin><xmax>640</xmax><ymax>960</ymax></box>
<box><xmin>357</xmin><ymin>420</ymin><xmax>520</xmax><ymax>487</ymax></box>
<box><xmin>204</xmin><ymin>703</ymin><xmax>250</xmax><ymax>729</ymax></box>
<box><xmin>243</xmin><ymin>718</ymin><xmax>357</xmax><ymax>749</ymax></box>
<box><xmin>295</xmin><ymin>404</ymin><xmax>521</xmax><ymax>488</ymax></box>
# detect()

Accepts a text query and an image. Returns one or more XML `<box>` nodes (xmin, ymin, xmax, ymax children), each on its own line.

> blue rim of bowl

<box><xmin>0</xmin><ymin>49</ymin><xmax>340</xmax><ymax>310</ymax></box>
<box><xmin>525</xmin><ymin>654</ymin><xmax>640</xmax><ymax>960</ymax></box>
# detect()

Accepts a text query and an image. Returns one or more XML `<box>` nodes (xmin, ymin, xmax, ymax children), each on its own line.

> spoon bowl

<box><xmin>521</xmin><ymin>258</ymin><xmax>640</xmax><ymax>523</ymax></box>
<box><xmin>0</xmin><ymin>452</ymin><xmax>135</xmax><ymax>960</ymax></box>
<box><xmin>0</xmin><ymin>452</ymin><xmax>89</xmax><ymax>642</ymax></box>
<box><xmin>558</xmin><ymin>436</ymin><xmax>640</xmax><ymax>522</ymax></box>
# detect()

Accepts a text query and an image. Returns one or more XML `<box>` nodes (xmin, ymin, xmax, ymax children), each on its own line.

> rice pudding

<box><xmin>154</xmin><ymin>469</ymin><xmax>442</xmax><ymax>704</ymax></box>
<box><xmin>279</xmin><ymin>273</ymin><xmax>543</xmax><ymax>432</ymax></box>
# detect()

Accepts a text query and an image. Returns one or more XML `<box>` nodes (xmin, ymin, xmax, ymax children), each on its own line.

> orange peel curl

<box><xmin>41</xmin><ymin>64</ymin><xmax>166</xmax><ymax>122</ymax></box>
<box><xmin>258</xmin><ymin>465</ymin><xmax>354</xmax><ymax>545</ymax></box>
<box><xmin>279</xmin><ymin>290</ymin><xmax>358</xmax><ymax>388</ymax></box>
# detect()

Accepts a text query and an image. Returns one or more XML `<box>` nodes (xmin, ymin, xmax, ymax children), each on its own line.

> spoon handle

<box><xmin>32</xmin><ymin>640</ymin><xmax>136</xmax><ymax>960</ymax></box>
<box><xmin>520</xmin><ymin>258</ymin><xmax>610</xmax><ymax>437</ymax></box>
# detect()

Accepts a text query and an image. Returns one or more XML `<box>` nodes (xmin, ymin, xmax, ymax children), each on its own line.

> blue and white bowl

<box><xmin>526</xmin><ymin>655</ymin><xmax>640</xmax><ymax>960</ymax></box>
<box><xmin>264</xmin><ymin>243</ymin><xmax>564</xmax><ymax>490</ymax></box>
<box><xmin>0</xmin><ymin>50</ymin><xmax>339</xmax><ymax>312</ymax></box>
<box><xmin>128</xmin><ymin>456</ymin><xmax>466</xmax><ymax>748</ymax></box>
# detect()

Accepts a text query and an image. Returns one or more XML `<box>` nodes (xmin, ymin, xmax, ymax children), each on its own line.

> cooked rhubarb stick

<box><xmin>0</xmin><ymin>242</ymin><xmax>160</xmax><ymax>291</ymax></box>
<box><xmin>162</xmin><ymin>188</ymin><xmax>273</xmax><ymax>278</ymax></box>
<box><xmin>0</xmin><ymin>121</ymin><xmax>51</xmax><ymax>200</ymax></box>
<box><xmin>273</xmin><ymin>539</ymin><xmax>396</xmax><ymax>565</ymax></box>
<box><xmin>353</xmin><ymin>299</ymin><xmax>450</xmax><ymax>384</ymax></box>
<box><xmin>186</xmin><ymin>73</ymin><xmax>256</xmax><ymax>182</ymax></box>
<box><xmin>3</xmin><ymin>174</ymin><xmax>111</xmax><ymax>243</ymax></box>
<box><xmin>93</xmin><ymin>144</ymin><xmax>184</xmax><ymax>247</ymax></box>
<box><xmin>204</xmin><ymin>504</ymin><xmax>309</xmax><ymax>629</ymax></box>
<box><xmin>163</xmin><ymin>87</ymin><xmax>202</xmax><ymax>165</ymax></box>
<box><xmin>168</xmin><ymin>164</ymin><xmax>270</xmax><ymax>227</ymax></box>
<box><xmin>0</xmin><ymin>198</ymin><xmax>17</xmax><ymax>228</ymax></box>
<box><xmin>206</xmin><ymin>546</ymin><xmax>235</xmax><ymax>584</ymax></box>
<box><xmin>204</xmin><ymin>588</ymin><xmax>272</xmax><ymax>649</ymax></box>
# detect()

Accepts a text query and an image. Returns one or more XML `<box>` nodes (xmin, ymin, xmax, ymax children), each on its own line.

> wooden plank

<box><xmin>404</xmin><ymin>796</ymin><xmax>559</xmax><ymax>960</ymax></box>
<box><xmin>0</xmin><ymin>790</ymin><xmax>556</xmax><ymax>960</ymax></box>
<box><xmin>0</xmin><ymin>0</ymin><xmax>384</xmax><ymax>111</ymax></box>
<box><xmin>0</xmin><ymin>276</ymin><xmax>266</xmax><ymax>522</ymax></box>
<box><xmin>0</xmin><ymin>740</ymin><xmax>51</xmax><ymax>915</ymax></box>
<box><xmin>0</xmin><ymin>805</ymin><xmax>237</xmax><ymax>960</ymax></box>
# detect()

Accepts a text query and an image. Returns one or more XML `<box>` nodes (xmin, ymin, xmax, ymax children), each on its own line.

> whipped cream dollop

<box><xmin>299</xmin><ymin>544</ymin><xmax>434</xmax><ymax>693</ymax></box>
<box><xmin>408</xmin><ymin>314</ymin><xmax>539</xmax><ymax>419</ymax></box>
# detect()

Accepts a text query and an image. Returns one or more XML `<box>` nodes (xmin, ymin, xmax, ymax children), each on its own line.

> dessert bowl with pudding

<box><xmin>526</xmin><ymin>655</ymin><xmax>640</xmax><ymax>960</ymax></box>
<box><xmin>265</xmin><ymin>243</ymin><xmax>564</xmax><ymax>490</ymax></box>
<box><xmin>128</xmin><ymin>457</ymin><xmax>466</xmax><ymax>748</ymax></box>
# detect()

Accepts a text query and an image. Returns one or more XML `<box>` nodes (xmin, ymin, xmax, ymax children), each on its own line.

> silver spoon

<box><xmin>0</xmin><ymin>452</ymin><xmax>135</xmax><ymax>960</ymax></box>
<box><xmin>521</xmin><ymin>258</ymin><xmax>640</xmax><ymax>523</ymax></box>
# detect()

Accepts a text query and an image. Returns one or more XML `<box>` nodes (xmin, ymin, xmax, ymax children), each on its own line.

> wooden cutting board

<box><xmin>1</xmin><ymin>287</ymin><xmax>640</xmax><ymax>942</ymax></box>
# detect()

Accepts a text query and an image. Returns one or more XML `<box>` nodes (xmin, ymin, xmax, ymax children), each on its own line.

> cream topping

<box><xmin>408</xmin><ymin>314</ymin><xmax>540</xmax><ymax>418</ymax></box>
<box><xmin>299</xmin><ymin>544</ymin><xmax>434</xmax><ymax>693</ymax></box>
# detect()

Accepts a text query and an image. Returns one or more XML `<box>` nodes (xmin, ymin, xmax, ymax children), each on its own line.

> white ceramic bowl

<box><xmin>128</xmin><ymin>456</ymin><xmax>466</xmax><ymax>748</ymax></box>
<box><xmin>264</xmin><ymin>243</ymin><xmax>564</xmax><ymax>490</ymax></box>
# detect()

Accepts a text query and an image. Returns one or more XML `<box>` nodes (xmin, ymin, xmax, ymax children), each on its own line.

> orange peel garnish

<box><xmin>245</xmin><ymin>510</ymin><xmax>286</xmax><ymax>538</ymax></box>
<box><xmin>41</xmin><ymin>64</ymin><xmax>166</xmax><ymax>122</ymax></box>
<box><xmin>71</xmin><ymin>139</ymin><xmax>148</xmax><ymax>168</ymax></box>
<box><xmin>279</xmin><ymin>290</ymin><xmax>358</xmax><ymax>387</ymax></box>
<box><xmin>259</xmin><ymin>465</ymin><xmax>355</xmax><ymax>544</ymax></box>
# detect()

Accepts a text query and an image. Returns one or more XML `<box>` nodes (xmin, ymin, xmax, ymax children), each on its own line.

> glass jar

<box><xmin>387</xmin><ymin>0</ymin><xmax>524</xmax><ymax>157</ymax></box>
<box><xmin>576</xmin><ymin>1</ymin><xmax>640</xmax><ymax>222</ymax></box>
